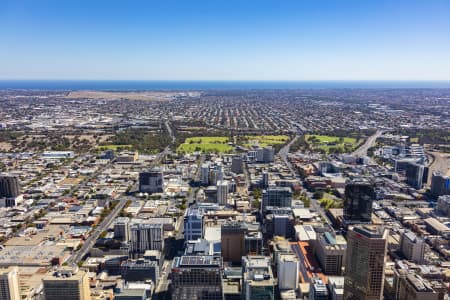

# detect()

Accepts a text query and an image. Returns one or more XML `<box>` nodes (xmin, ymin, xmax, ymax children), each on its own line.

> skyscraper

<box><xmin>130</xmin><ymin>223</ymin><xmax>164</xmax><ymax>257</ymax></box>
<box><xmin>184</xmin><ymin>207</ymin><xmax>203</xmax><ymax>242</ymax></box>
<box><xmin>344</xmin><ymin>225</ymin><xmax>388</xmax><ymax>300</ymax></box>
<box><xmin>216</xmin><ymin>180</ymin><xmax>229</xmax><ymax>205</ymax></box>
<box><xmin>139</xmin><ymin>168</ymin><xmax>164</xmax><ymax>193</ymax></box>
<box><xmin>114</xmin><ymin>217</ymin><xmax>131</xmax><ymax>242</ymax></box>
<box><xmin>0</xmin><ymin>175</ymin><xmax>20</xmax><ymax>207</ymax></box>
<box><xmin>42</xmin><ymin>267</ymin><xmax>91</xmax><ymax>300</ymax></box>
<box><xmin>0</xmin><ymin>266</ymin><xmax>20</xmax><ymax>300</ymax></box>
<box><xmin>431</xmin><ymin>171</ymin><xmax>450</xmax><ymax>196</ymax></box>
<box><xmin>261</xmin><ymin>187</ymin><xmax>292</xmax><ymax>213</ymax></box>
<box><xmin>170</xmin><ymin>255</ymin><xmax>223</xmax><ymax>300</ymax></box>
<box><xmin>400</xmin><ymin>230</ymin><xmax>425</xmax><ymax>264</ymax></box>
<box><xmin>231</xmin><ymin>156</ymin><xmax>243</xmax><ymax>174</ymax></box>
<box><xmin>343</xmin><ymin>179</ymin><xmax>375</xmax><ymax>225</ymax></box>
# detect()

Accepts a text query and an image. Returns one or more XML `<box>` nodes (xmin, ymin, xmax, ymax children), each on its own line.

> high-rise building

<box><xmin>216</xmin><ymin>180</ymin><xmax>229</xmax><ymax>205</ymax></box>
<box><xmin>261</xmin><ymin>171</ymin><xmax>269</xmax><ymax>188</ymax></box>
<box><xmin>42</xmin><ymin>267</ymin><xmax>91</xmax><ymax>300</ymax></box>
<box><xmin>122</xmin><ymin>258</ymin><xmax>160</xmax><ymax>285</ymax></box>
<box><xmin>130</xmin><ymin>223</ymin><xmax>164</xmax><ymax>257</ymax></box>
<box><xmin>242</xmin><ymin>256</ymin><xmax>275</xmax><ymax>300</ymax></box>
<box><xmin>405</xmin><ymin>162</ymin><xmax>425</xmax><ymax>189</ymax></box>
<box><xmin>114</xmin><ymin>217</ymin><xmax>131</xmax><ymax>242</ymax></box>
<box><xmin>0</xmin><ymin>175</ymin><xmax>20</xmax><ymax>207</ymax></box>
<box><xmin>314</xmin><ymin>231</ymin><xmax>346</xmax><ymax>275</ymax></box>
<box><xmin>277</xmin><ymin>253</ymin><xmax>299</xmax><ymax>291</ymax></box>
<box><xmin>184</xmin><ymin>208</ymin><xmax>203</xmax><ymax>242</ymax></box>
<box><xmin>431</xmin><ymin>172</ymin><xmax>450</xmax><ymax>196</ymax></box>
<box><xmin>0</xmin><ymin>266</ymin><xmax>20</xmax><ymax>300</ymax></box>
<box><xmin>231</xmin><ymin>156</ymin><xmax>243</xmax><ymax>174</ymax></box>
<box><xmin>139</xmin><ymin>168</ymin><xmax>164</xmax><ymax>193</ymax></box>
<box><xmin>261</xmin><ymin>187</ymin><xmax>292</xmax><ymax>213</ymax></box>
<box><xmin>221</xmin><ymin>222</ymin><xmax>247</xmax><ymax>264</ymax></box>
<box><xmin>437</xmin><ymin>195</ymin><xmax>450</xmax><ymax>217</ymax></box>
<box><xmin>170</xmin><ymin>255</ymin><xmax>223</xmax><ymax>300</ymax></box>
<box><xmin>201</xmin><ymin>163</ymin><xmax>210</xmax><ymax>186</ymax></box>
<box><xmin>400</xmin><ymin>230</ymin><xmax>425</xmax><ymax>264</ymax></box>
<box><xmin>343</xmin><ymin>179</ymin><xmax>375</xmax><ymax>225</ymax></box>
<box><xmin>344</xmin><ymin>225</ymin><xmax>388</xmax><ymax>300</ymax></box>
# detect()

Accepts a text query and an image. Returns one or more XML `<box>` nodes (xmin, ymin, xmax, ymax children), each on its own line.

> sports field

<box><xmin>305</xmin><ymin>135</ymin><xmax>361</xmax><ymax>153</ymax></box>
<box><xmin>177</xmin><ymin>136</ymin><xmax>233</xmax><ymax>153</ymax></box>
<box><xmin>243</xmin><ymin>135</ymin><xmax>289</xmax><ymax>147</ymax></box>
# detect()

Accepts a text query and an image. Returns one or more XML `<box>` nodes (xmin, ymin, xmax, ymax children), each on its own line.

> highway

<box><xmin>352</xmin><ymin>129</ymin><xmax>383</xmax><ymax>158</ymax></box>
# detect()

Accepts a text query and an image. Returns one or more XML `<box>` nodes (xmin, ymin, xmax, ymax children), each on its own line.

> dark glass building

<box><xmin>343</xmin><ymin>179</ymin><xmax>375</xmax><ymax>225</ymax></box>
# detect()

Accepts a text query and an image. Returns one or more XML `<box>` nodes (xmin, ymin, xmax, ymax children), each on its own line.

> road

<box><xmin>278</xmin><ymin>135</ymin><xmax>299</xmax><ymax>175</ymax></box>
<box><xmin>291</xmin><ymin>243</ymin><xmax>311</xmax><ymax>284</ymax></box>
<box><xmin>67</xmin><ymin>197</ymin><xmax>130</xmax><ymax>265</ymax></box>
<box><xmin>352</xmin><ymin>129</ymin><xmax>383</xmax><ymax>158</ymax></box>
<box><xmin>426</xmin><ymin>150</ymin><xmax>450</xmax><ymax>185</ymax></box>
<box><xmin>277</xmin><ymin>135</ymin><xmax>332</xmax><ymax>224</ymax></box>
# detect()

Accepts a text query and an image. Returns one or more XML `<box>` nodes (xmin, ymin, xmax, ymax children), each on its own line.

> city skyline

<box><xmin>1</xmin><ymin>0</ymin><xmax>450</xmax><ymax>80</ymax></box>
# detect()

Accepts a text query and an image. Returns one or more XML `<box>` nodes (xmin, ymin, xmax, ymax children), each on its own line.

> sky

<box><xmin>1</xmin><ymin>0</ymin><xmax>450</xmax><ymax>81</ymax></box>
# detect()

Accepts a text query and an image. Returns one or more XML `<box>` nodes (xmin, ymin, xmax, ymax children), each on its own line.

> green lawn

<box><xmin>177</xmin><ymin>136</ymin><xmax>233</xmax><ymax>153</ymax></box>
<box><xmin>185</xmin><ymin>136</ymin><xmax>229</xmax><ymax>144</ymax></box>
<box><xmin>305</xmin><ymin>134</ymin><xmax>361</xmax><ymax>154</ymax></box>
<box><xmin>243</xmin><ymin>135</ymin><xmax>289</xmax><ymax>147</ymax></box>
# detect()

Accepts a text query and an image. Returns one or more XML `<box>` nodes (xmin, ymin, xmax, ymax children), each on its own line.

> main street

<box><xmin>67</xmin><ymin>196</ymin><xmax>130</xmax><ymax>265</ymax></box>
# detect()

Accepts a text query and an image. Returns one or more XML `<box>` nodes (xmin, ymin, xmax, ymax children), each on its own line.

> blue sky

<box><xmin>1</xmin><ymin>0</ymin><xmax>450</xmax><ymax>80</ymax></box>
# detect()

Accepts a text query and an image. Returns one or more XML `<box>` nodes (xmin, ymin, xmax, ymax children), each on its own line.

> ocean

<box><xmin>0</xmin><ymin>80</ymin><xmax>450</xmax><ymax>90</ymax></box>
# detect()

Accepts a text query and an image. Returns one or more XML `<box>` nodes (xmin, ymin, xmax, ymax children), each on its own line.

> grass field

<box><xmin>97</xmin><ymin>144</ymin><xmax>132</xmax><ymax>151</ymax></box>
<box><xmin>305</xmin><ymin>135</ymin><xmax>361</xmax><ymax>154</ymax></box>
<box><xmin>243</xmin><ymin>135</ymin><xmax>289</xmax><ymax>147</ymax></box>
<box><xmin>177</xmin><ymin>136</ymin><xmax>233</xmax><ymax>153</ymax></box>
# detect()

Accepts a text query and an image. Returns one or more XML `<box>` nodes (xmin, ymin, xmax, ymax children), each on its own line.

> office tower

<box><xmin>170</xmin><ymin>255</ymin><xmax>223</xmax><ymax>300</ymax></box>
<box><xmin>242</xmin><ymin>256</ymin><xmax>275</xmax><ymax>300</ymax></box>
<box><xmin>263</xmin><ymin>147</ymin><xmax>275</xmax><ymax>163</ymax></box>
<box><xmin>114</xmin><ymin>217</ymin><xmax>131</xmax><ymax>242</ymax></box>
<box><xmin>310</xmin><ymin>277</ymin><xmax>328</xmax><ymax>300</ymax></box>
<box><xmin>261</xmin><ymin>187</ymin><xmax>292</xmax><ymax>213</ymax></box>
<box><xmin>42</xmin><ymin>267</ymin><xmax>91</xmax><ymax>300</ymax></box>
<box><xmin>139</xmin><ymin>168</ymin><xmax>164</xmax><ymax>193</ymax></box>
<box><xmin>431</xmin><ymin>172</ymin><xmax>450</xmax><ymax>196</ymax></box>
<box><xmin>400</xmin><ymin>230</ymin><xmax>425</xmax><ymax>264</ymax></box>
<box><xmin>216</xmin><ymin>180</ymin><xmax>229</xmax><ymax>205</ymax></box>
<box><xmin>231</xmin><ymin>156</ymin><xmax>243</xmax><ymax>174</ymax></box>
<box><xmin>209</xmin><ymin>165</ymin><xmax>223</xmax><ymax>186</ymax></box>
<box><xmin>184</xmin><ymin>208</ymin><xmax>203</xmax><ymax>242</ymax></box>
<box><xmin>221</xmin><ymin>222</ymin><xmax>247</xmax><ymax>264</ymax></box>
<box><xmin>315</xmin><ymin>231</ymin><xmax>347</xmax><ymax>275</ymax></box>
<box><xmin>201</xmin><ymin>163</ymin><xmax>210</xmax><ymax>185</ymax></box>
<box><xmin>0</xmin><ymin>175</ymin><xmax>20</xmax><ymax>207</ymax></box>
<box><xmin>0</xmin><ymin>266</ymin><xmax>20</xmax><ymax>300</ymax></box>
<box><xmin>344</xmin><ymin>225</ymin><xmax>388</xmax><ymax>300</ymax></box>
<box><xmin>261</xmin><ymin>171</ymin><xmax>269</xmax><ymax>188</ymax></box>
<box><xmin>264</xmin><ymin>208</ymin><xmax>295</xmax><ymax>238</ymax></box>
<box><xmin>122</xmin><ymin>258</ymin><xmax>159</xmax><ymax>285</ymax></box>
<box><xmin>277</xmin><ymin>253</ymin><xmax>299</xmax><ymax>291</ymax></box>
<box><xmin>405</xmin><ymin>162</ymin><xmax>425</xmax><ymax>189</ymax></box>
<box><xmin>130</xmin><ymin>223</ymin><xmax>164</xmax><ymax>257</ymax></box>
<box><xmin>437</xmin><ymin>195</ymin><xmax>450</xmax><ymax>217</ymax></box>
<box><xmin>343</xmin><ymin>179</ymin><xmax>375</xmax><ymax>225</ymax></box>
